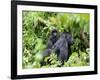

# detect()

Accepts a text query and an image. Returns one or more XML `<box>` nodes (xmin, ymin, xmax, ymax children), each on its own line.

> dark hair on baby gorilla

<box><xmin>47</xmin><ymin>29</ymin><xmax>59</xmax><ymax>49</ymax></box>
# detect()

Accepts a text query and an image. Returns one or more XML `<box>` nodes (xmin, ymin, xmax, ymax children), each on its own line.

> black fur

<box><xmin>41</xmin><ymin>29</ymin><xmax>59</xmax><ymax>65</ymax></box>
<box><xmin>47</xmin><ymin>29</ymin><xmax>59</xmax><ymax>49</ymax></box>
<box><xmin>52</xmin><ymin>32</ymin><xmax>73</xmax><ymax>65</ymax></box>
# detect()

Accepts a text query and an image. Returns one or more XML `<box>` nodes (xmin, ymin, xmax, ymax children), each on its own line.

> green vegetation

<box><xmin>22</xmin><ymin>11</ymin><xmax>90</xmax><ymax>69</ymax></box>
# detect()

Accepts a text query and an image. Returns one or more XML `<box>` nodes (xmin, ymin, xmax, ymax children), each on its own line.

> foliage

<box><xmin>22</xmin><ymin>11</ymin><xmax>90</xmax><ymax>68</ymax></box>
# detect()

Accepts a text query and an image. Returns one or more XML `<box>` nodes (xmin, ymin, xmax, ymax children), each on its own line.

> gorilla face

<box><xmin>51</xmin><ymin>29</ymin><xmax>58</xmax><ymax>37</ymax></box>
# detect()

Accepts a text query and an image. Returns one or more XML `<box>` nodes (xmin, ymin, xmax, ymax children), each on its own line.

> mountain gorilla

<box><xmin>52</xmin><ymin>32</ymin><xmax>73</xmax><ymax>65</ymax></box>
<box><xmin>47</xmin><ymin>29</ymin><xmax>59</xmax><ymax>49</ymax></box>
<box><xmin>41</xmin><ymin>29</ymin><xmax>59</xmax><ymax>65</ymax></box>
<box><xmin>41</xmin><ymin>30</ymin><xmax>73</xmax><ymax>66</ymax></box>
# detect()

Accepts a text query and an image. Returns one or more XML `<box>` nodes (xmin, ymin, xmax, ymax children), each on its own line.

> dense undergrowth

<box><xmin>22</xmin><ymin>11</ymin><xmax>90</xmax><ymax>68</ymax></box>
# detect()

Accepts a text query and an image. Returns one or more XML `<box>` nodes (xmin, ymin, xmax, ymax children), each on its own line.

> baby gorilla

<box><xmin>47</xmin><ymin>29</ymin><xmax>59</xmax><ymax>49</ymax></box>
<box><xmin>52</xmin><ymin>32</ymin><xmax>73</xmax><ymax>65</ymax></box>
<box><xmin>41</xmin><ymin>29</ymin><xmax>59</xmax><ymax>65</ymax></box>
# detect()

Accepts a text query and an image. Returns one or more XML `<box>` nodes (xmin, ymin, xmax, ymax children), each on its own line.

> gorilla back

<box><xmin>53</xmin><ymin>32</ymin><xmax>73</xmax><ymax>65</ymax></box>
